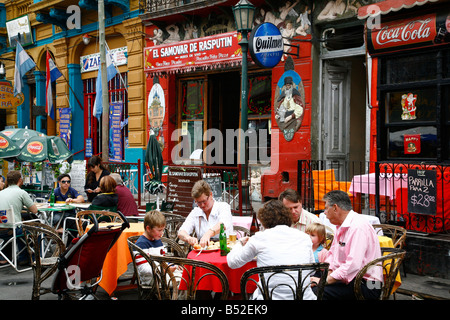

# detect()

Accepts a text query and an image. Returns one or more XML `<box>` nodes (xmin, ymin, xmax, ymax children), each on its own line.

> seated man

<box><xmin>110</xmin><ymin>173</ymin><xmax>139</xmax><ymax>216</ymax></box>
<box><xmin>311</xmin><ymin>190</ymin><xmax>382</xmax><ymax>300</ymax></box>
<box><xmin>53</xmin><ymin>173</ymin><xmax>84</xmax><ymax>235</ymax></box>
<box><xmin>178</xmin><ymin>180</ymin><xmax>233</xmax><ymax>248</ymax></box>
<box><xmin>0</xmin><ymin>171</ymin><xmax>38</xmax><ymax>265</ymax></box>
<box><xmin>279</xmin><ymin>188</ymin><xmax>320</xmax><ymax>233</ymax></box>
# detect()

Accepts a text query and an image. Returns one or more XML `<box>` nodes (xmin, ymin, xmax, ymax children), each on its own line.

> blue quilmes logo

<box><xmin>249</xmin><ymin>23</ymin><xmax>283</xmax><ymax>69</ymax></box>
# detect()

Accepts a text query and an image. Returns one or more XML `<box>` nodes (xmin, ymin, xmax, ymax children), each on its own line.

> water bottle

<box><xmin>219</xmin><ymin>223</ymin><xmax>228</xmax><ymax>256</ymax></box>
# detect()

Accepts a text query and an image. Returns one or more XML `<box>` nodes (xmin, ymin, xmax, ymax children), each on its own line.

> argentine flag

<box><xmin>14</xmin><ymin>42</ymin><xmax>36</xmax><ymax>96</ymax></box>
<box><xmin>46</xmin><ymin>51</ymin><xmax>62</xmax><ymax>120</ymax></box>
<box><xmin>93</xmin><ymin>47</ymin><xmax>117</xmax><ymax>120</ymax></box>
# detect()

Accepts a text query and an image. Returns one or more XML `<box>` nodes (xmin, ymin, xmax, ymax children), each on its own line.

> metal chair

<box><xmin>127</xmin><ymin>235</ymin><xmax>186</xmax><ymax>300</ymax></box>
<box><xmin>240</xmin><ymin>263</ymin><xmax>329</xmax><ymax>300</ymax></box>
<box><xmin>0</xmin><ymin>205</ymin><xmax>40</xmax><ymax>272</ymax></box>
<box><xmin>22</xmin><ymin>221</ymin><xmax>66</xmax><ymax>300</ymax></box>
<box><xmin>128</xmin><ymin>238</ymin><xmax>229</xmax><ymax>300</ymax></box>
<box><xmin>354</xmin><ymin>248</ymin><xmax>406</xmax><ymax>300</ymax></box>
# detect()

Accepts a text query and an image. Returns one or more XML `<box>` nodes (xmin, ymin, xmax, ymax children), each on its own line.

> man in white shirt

<box><xmin>279</xmin><ymin>188</ymin><xmax>320</xmax><ymax>232</ymax></box>
<box><xmin>178</xmin><ymin>180</ymin><xmax>233</xmax><ymax>248</ymax></box>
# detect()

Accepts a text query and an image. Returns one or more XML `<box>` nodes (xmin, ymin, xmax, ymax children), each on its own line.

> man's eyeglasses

<box><xmin>61</xmin><ymin>180</ymin><xmax>71</xmax><ymax>184</ymax></box>
<box><xmin>195</xmin><ymin>195</ymin><xmax>210</xmax><ymax>206</ymax></box>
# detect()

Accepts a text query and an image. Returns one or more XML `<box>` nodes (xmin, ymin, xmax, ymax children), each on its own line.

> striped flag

<box><xmin>46</xmin><ymin>51</ymin><xmax>62</xmax><ymax>120</ymax></box>
<box><xmin>93</xmin><ymin>45</ymin><xmax>118</xmax><ymax>120</ymax></box>
<box><xmin>13</xmin><ymin>42</ymin><xmax>36</xmax><ymax>96</ymax></box>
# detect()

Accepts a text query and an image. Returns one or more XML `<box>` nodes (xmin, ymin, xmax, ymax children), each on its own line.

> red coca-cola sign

<box><xmin>27</xmin><ymin>141</ymin><xmax>44</xmax><ymax>155</ymax></box>
<box><xmin>0</xmin><ymin>136</ymin><xmax>9</xmax><ymax>149</ymax></box>
<box><xmin>367</xmin><ymin>13</ymin><xmax>441</xmax><ymax>54</ymax></box>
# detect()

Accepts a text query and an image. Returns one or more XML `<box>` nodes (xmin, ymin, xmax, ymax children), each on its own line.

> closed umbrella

<box><xmin>144</xmin><ymin>133</ymin><xmax>164</xmax><ymax>205</ymax></box>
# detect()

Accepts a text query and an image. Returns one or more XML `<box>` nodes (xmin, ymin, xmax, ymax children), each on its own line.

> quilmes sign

<box><xmin>249</xmin><ymin>23</ymin><xmax>283</xmax><ymax>68</ymax></box>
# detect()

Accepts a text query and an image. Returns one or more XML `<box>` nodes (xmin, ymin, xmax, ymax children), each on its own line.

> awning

<box><xmin>358</xmin><ymin>0</ymin><xmax>441</xmax><ymax>19</ymax></box>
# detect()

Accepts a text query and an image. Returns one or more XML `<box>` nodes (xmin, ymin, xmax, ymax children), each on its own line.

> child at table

<box><xmin>134</xmin><ymin>211</ymin><xmax>180</xmax><ymax>285</ymax></box>
<box><xmin>305</xmin><ymin>222</ymin><xmax>328</xmax><ymax>263</ymax></box>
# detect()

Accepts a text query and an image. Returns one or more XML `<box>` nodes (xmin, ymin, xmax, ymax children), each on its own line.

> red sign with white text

<box><xmin>144</xmin><ymin>32</ymin><xmax>245</xmax><ymax>74</ymax></box>
<box><xmin>367</xmin><ymin>13</ymin><xmax>440</xmax><ymax>54</ymax></box>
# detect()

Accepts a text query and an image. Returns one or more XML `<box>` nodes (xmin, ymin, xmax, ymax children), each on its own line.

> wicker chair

<box><xmin>127</xmin><ymin>236</ymin><xmax>186</xmax><ymax>300</ymax></box>
<box><xmin>75</xmin><ymin>210</ymin><xmax>127</xmax><ymax>236</ymax></box>
<box><xmin>128</xmin><ymin>238</ymin><xmax>229</xmax><ymax>300</ymax></box>
<box><xmin>22</xmin><ymin>221</ymin><xmax>66</xmax><ymax>300</ymax></box>
<box><xmin>372</xmin><ymin>224</ymin><xmax>407</xmax><ymax>249</ymax></box>
<box><xmin>240</xmin><ymin>263</ymin><xmax>329</xmax><ymax>300</ymax></box>
<box><xmin>233</xmin><ymin>225</ymin><xmax>250</xmax><ymax>239</ymax></box>
<box><xmin>354</xmin><ymin>248</ymin><xmax>406</xmax><ymax>300</ymax></box>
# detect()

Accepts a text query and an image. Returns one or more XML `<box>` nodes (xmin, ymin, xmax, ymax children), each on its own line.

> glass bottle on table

<box><xmin>49</xmin><ymin>189</ymin><xmax>55</xmax><ymax>207</ymax></box>
<box><xmin>219</xmin><ymin>223</ymin><xmax>228</xmax><ymax>256</ymax></box>
<box><xmin>249</xmin><ymin>210</ymin><xmax>260</xmax><ymax>236</ymax></box>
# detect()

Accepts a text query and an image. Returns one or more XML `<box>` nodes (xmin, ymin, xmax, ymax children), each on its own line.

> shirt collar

<box><xmin>191</xmin><ymin>199</ymin><xmax>218</xmax><ymax>219</ymax></box>
<box><xmin>340</xmin><ymin>210</ymin><xmax>357</xmax><ymax>228</ymax></box>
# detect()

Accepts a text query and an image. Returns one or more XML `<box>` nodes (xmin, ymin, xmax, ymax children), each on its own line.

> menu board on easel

<box><xmin>407</xmin><ymin>169</ymin><xmax>437</xmax><ymax>215</ymax></box>
<box><xmin>166</xmin><ymin>167</ymin><xmax>202</xmax><ymax>217</ymax></box>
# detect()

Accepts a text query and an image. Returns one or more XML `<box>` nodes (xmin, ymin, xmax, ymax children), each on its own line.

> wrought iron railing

<box><xmin>298</xmin><ymin>160</ymin><xmax>450</xmax><ymax>234</ymax></box>
<box><xmin>104</xmin><ymin>159</ymin><xmax>142</xmax><ymax>206</ymax></box>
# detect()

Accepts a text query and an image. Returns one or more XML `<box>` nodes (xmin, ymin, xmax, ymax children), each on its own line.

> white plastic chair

<box><xmin>0</xmin><ymin>205</ymin><xmax>40</xmax><ymax>272</ymax></box>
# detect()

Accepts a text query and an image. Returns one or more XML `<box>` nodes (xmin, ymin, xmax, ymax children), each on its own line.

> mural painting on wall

<box><xmin>274</xmin><ymin>57</ymin><xmax>305</xmax><ymax>142</ymax></box>
<box><xmin>316</xmin><ymin>0</ymin><xmax>367</xmax><ymax>21</ymax></box>
<box><xmin>148</xmin><ymin>77</ymin><xmax>165</xmax><ymax>151</ymax></box>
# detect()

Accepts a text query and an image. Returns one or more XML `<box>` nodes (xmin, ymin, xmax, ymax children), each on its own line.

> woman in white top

<box><xmin>178</xmin><ymin>180</ymin><xmax>233</xmax><ymax>248</ymax></box>
<box><xmin>227</xmin><ymin>200</ymin><xmax>316</xmax><ymax>300</ymax></box>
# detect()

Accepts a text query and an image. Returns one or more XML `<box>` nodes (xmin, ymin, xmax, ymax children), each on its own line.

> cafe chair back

<box><xmin>128</xmin><ymin>239</ymin><xmax>229</xmax><ymax>300</ymax></box>
<box><xmin>0</xmin><ymin>205</ymin><xmax>40</xmax><ymax>272</ymax></box>
<box><xmin>372</xmin><ymin>224</ymin><xmax>407</xmax><ymax>249</ymax></box>
<box><xmin>88</xmin><ymin>204</ymin><xmax>118</xmax><ymax>212</ymax></box>
<box><xmin>51</xmin><ymin>211</ymin><xmax>128</xmax><ymax>300</ymax></box>
<box><xmin>75</xmin><ymin>209</ymin><xmax>128</xmax><ymax>236</ymax></box>
<box><xmin>127</xmin><ymin>236</ymin><xmax>186</xmax><ymax>300</ymax></box>
<box><xmin>354</xmin><ymin>247</ymin><xmax>406</xmax><ymax>300</ymax></box>
<box><xmin>233</xmin><ymin>226</ymin><xmax>250</xmax><ymax>239</ymax></box>
<box><xmin>240</xmin><ymin>263</ymin><xmax>330</xmax><ymax>300</ymax></box>
<box><xmin>22</xmin><ymin>221</ymin><xmax>66</xmax><ymax>300</ymax></box>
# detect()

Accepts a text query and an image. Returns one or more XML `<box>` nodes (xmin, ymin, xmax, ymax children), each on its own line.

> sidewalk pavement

<box><xmin>0</xmin><ymin>261</ymin><xmax>448</xmax><ymax>300</ymax></box>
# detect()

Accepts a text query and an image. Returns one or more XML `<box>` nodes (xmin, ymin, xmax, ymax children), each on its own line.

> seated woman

<box><xmin>91</xmin><ymin>175</ymin><xmax>118</xmax><ymax>209</ymax></box>
<box><xmin>227</xmin><ymin>199</ymin><xmax>316</xmax><ymax>300</ymax></box>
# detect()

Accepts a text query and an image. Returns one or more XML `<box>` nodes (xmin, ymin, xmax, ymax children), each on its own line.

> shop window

<box><xmin>179</xmin><ymin>78</ymin><xmax>205</xmax><ymax>159</ymax></box>
<box><xmin>379</xmin><ymin>48</ymin><xmax>450</xmax><ymax>162</ymax></box>
<box><xmin>248</xmin><ymin>72</ymin><xmax>272</xmax><ymax>163</ymax></box>
<box><xmin>83</xmin><ymin>72</ymin><xmax>128</xmax><ymax>159</ymax></box>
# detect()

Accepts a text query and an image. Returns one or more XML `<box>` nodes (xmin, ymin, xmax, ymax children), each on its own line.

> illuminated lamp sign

<box><xmin>249</xmin><ymin>23</ymin><xmax>284</xmax><ymax>68</ymax></box>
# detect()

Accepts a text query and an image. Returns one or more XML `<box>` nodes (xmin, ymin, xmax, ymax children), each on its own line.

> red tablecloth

<box><xmin>179</xmin><ymin>250</ymin><xmax>257</xmax><ymax>294</ymax></box>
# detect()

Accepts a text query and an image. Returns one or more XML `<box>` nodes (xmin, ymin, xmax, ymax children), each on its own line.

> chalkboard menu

<box><xmin>204</xmin><ymin>176</ymin><xmax>223</xmax><ymax>201</ymax></box>
<box><xmin>166</xmin><ymin>167</ymin><xmax>202</xmax><ymax>217</ymax></box>
<box><xmin>407</xmin><ymin>169</ymin><xmax>437</xmax><ymax>215</ymax></box>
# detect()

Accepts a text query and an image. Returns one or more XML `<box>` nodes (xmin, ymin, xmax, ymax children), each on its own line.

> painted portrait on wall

<box><xmin>148</xmin><ymin>78</ymin><xmax>165</xmax><ymax>150</ymax></box>
<box><xmin>274</xmin><ymin>58</ymin><xmax>305</xmax><ymax>141</ymax></box>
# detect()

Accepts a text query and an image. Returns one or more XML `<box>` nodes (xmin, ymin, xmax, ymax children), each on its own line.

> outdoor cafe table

<box><xmin>35</xmin><ymin>202</ymin><xmax>76</xmax><ymax>227</ymax></box>
<box><xmin>179</xmin><ymin>249</ymin><xmax>257</xmax><ymax>294</ymax></box>
<box><xmin>86</xmin><ymin>222</ymin><xmax>144</xmax><ymax>296</ymax></box>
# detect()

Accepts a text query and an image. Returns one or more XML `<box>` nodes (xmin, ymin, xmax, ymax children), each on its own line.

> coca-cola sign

<box><xmin>367</xmin><ymin>13</ymin><xmax>442</xmax><ymax>54</ymax></box>
<box><xmin>27</xmin><ymin>141</ymin><xmax>44</xmax><ymax>155</ymax></box>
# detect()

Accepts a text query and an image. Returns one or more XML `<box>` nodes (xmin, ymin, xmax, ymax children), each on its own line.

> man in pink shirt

<box><xmin>311</xmin><ymin>190</ymin><xmax>382</xmax><ymax>300</ymax></box>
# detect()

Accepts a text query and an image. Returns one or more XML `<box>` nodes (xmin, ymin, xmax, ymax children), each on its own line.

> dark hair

<box><xmin>257</xmin><ymin>199</ymin><xmax>292</xmax><ymax>229</ymax></box>
<box><xmin>6</xmin><ymin>170</ymin><xmax>21</xmax><ymax>187</ymax></box>
<box><xmin>86</xmin><ymin>156</ymin><xmax>107</xmax><ymax>184</ymax></box>
<box><xmin>323</xmin><ymin>190</ymin><xmax>352</xmax><ymax>211</ymax></box>
<box><xmin>57</xmin><ymin>173</ymin><xmax>71</xmax><ymax>182</ymax></box>
<box><xmin>99</xmin><ymin>175</ymin><xmax>116</xmax><ymax>193</ymax></box>
<box><xmin>278</xmin><ymin>188</ymin><xmax>301</xmax><ymax>203</ymax></box>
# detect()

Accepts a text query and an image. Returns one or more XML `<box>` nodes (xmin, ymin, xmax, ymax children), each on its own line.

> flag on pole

<box><xmin>93</xmin><ymin>45</ymin><xmax>118</xmax><ymax>120</ymax></box>
<box><xmin>14</xmin><ymin>42</ymin><xmax>36</xmax><ymax>96</ymax></box>
<box><xmin>46</xmin><ymin>51</ymin><xmax>62</xmax><ymax>120</ymax></box>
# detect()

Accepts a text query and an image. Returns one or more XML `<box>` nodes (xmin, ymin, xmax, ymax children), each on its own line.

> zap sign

<box><xmin>27</xmin><ymin>141</ymin><xmax>44</xmax><ymax>155</ymax></box>
<box><xmin>249</xmin><ymin>23</ymin><xmax>283</xmax><ymax>68</ymax></box>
